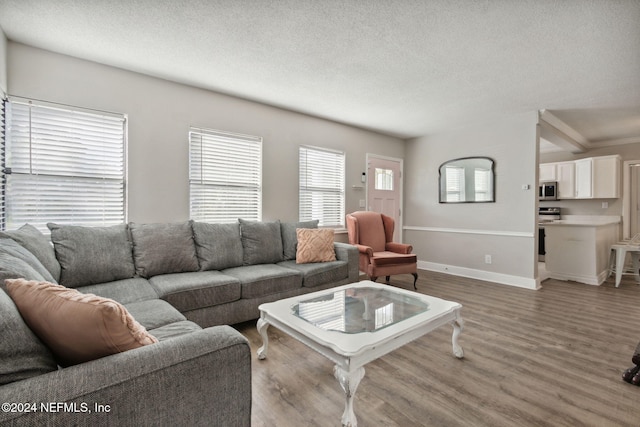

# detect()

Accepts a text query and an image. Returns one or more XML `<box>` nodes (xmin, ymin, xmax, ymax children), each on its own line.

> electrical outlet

<box><xmin>359</xmin><ymin>199</ymin><xmax>365</xmax><ymax>208</ymax></box>
<box><xmin>485</xmin><ymin>254</ymin><xmax>492</xmax><ymax>264</ymax></box>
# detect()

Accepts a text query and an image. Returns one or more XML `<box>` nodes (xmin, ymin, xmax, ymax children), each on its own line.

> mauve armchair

<box><xmin>346</xmin><ymin>211</ymin><xmax>418</xmax><ymax>289</ymax></box>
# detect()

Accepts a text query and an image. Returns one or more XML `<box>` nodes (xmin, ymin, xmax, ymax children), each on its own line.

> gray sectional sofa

<box><xmin>0</xmin><ymin>219</ymin><xmax>359</xmax><ymax>426</ymax></box>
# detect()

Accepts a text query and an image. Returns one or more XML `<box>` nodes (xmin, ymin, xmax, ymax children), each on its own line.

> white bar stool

<box><xmin>609</xmin><ymin>233</ymin><xmax>640</xmax><ymax>287</ymax></box>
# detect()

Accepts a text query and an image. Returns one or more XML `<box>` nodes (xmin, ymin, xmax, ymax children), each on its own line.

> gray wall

<box><xmin>7</xmin><ymin>42</ymin><xmax>404</xmax><ymax>229</ymax></box>
<box><xmin>404</xmin><ymin>112</ymin><xmax>540</xmax><ymax>288</ymax></box>
<box><xmin>0</xmin><ymin>30</ymin><xmax>6</xmax><ymax>94</ymax></box>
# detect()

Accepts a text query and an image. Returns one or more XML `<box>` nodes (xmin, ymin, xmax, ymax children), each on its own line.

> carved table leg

<box><xmin>257</xmin><ymin>317</ymin><xmax>270</xmax><ymax>360</ymax></box>
<box><xmin>451</xmin><ymin>316</ymin><xmax>464</xmax><ymax>358</ymax></box>
<box><xmin>333</xmin><ymin>365</ymin><xmax>365</xmax><ymax>427</ymax></box>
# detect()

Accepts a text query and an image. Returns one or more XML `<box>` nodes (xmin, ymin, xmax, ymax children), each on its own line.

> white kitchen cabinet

<box><xmin>575</xmin><ymin>158</ymin><xmax>593</xmax><ymax>198</ymax></box>
<box><xmin>556</xmin><ymin>161</ymin><xmax>575</xmax><ymax>199</ymax></box>
<box><xmin>539</xmin><ymin>163</ymin><xmax>557</xmax><ymax>182</ymax></box>
<box><xmin>540</xmin><ymin>155</ymin><xmax>620</xmax><ymax>199</ymax></box>
<box><xmin>544</xmin><ymin>220</ymin><xmax>619</xmax><ymax>285</ymax></box>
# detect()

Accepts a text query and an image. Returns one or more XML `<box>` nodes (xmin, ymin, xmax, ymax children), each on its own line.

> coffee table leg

<box><xmin>257</xmin><ymin>317</ymin><xmax>269</xmax><ymax>360</ymax></box>
<box><xmin>452</xmin><ymin>316</ymin><xmax>464</xmax><ymax>358</ymax></box>
<box><xmin>333</xmin><ymin>365</ymin><xmax>365</xmax><ymax>427</ymax></box>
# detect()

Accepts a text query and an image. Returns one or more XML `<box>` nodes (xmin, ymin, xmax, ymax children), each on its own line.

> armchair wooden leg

<box><xmin>370</xmin><ymin>276</ymin><xmax>378</xmax><ymax>283</ymax></box>
<box><xmin>412</xmin><ymin>273</ymin><xmax>418</xmax><ymax>290</ymax></box>
<box><xmin>385</xmin><ymin>276</ymin><xmax>391</xmax><ymax>284</ymax></box>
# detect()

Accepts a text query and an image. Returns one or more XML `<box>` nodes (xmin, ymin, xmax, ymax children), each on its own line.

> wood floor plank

<box><xmin>235</xmin><ymin>271</ymin><xmax>640</xmax><ymax>426</ymax></box>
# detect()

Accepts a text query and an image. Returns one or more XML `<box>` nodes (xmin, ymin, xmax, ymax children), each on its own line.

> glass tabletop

<box><xmin>292</xmin><ymin>286</ymin><xmax>430</xmax><ymax>333</ymax></box>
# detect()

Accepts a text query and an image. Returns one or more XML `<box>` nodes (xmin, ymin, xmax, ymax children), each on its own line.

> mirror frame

<box><xmin>438</xmin><ymin>156</ymin><xmax>496</xmax><ymax>203</ymax></box>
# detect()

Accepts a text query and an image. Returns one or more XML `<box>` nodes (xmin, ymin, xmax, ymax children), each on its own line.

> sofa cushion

<box><xmin>48</xmin><ymin>223</ymin><xmax>136</xmax><ymax>287</ymax></box>
<box><xmin>296</xmin><ymin>228</ymin><xmax>336</xmax><ymax>264</ymax></box>
<box><xmin>130</xmin><ymin>221</ymin><xmax>199</xmax><ymax>278</ymax></box>
<box><xmin>192</xmin><ymin>222</ymin><xmax>243</xmax><ymax>270</ymax></box>
<box><xmin>5</xmin><ymin>279</ymin><xmax>157</xmax><ymax>367</ymax></box>
<box><xmin>280</xmin><ymin>220</ymin><xmax>318</xmax><ymax>260</ymax></box>
<box><xmin>278</xmin><ymin>260</ymin><xmax>349</xmax><ymax>288</ymax></box>
<box><xmin>223</xmin><ymin>264</ymin><xmax>302</xmax><ymax>299</ymax></box>
<box><xmin>124</xmin><ymin>299</ymin><xmax>187</xmax><ymax>331</ymax></box>
<box><xmin>149</xmin><ymin>271</ymin><xmax>241</xmax><ymax>312</ymax></box>
<box><xmin>76</xmin><ymin>278</ymin><xmax>158</xmax><ymax>305</ymax></box>
<box><xmin>0</xmin><ymin>289</ymin><xmax>58</xmax><ymax>385</ymax></box>
<box><xmin>147</xmin><ymin>320</ymin><xmax>203</xmax><ymax>341</ymax></box>
<box><xmin>0</xmin><ymin>238</ymin><xmax>56</xmax><ymax>283</ymax></box>
<box><xmin>0</xmin><ymin>252</ymin><xmax>46</xmax><ymax>292</ymax></box>
<box><xmin>0</xmin><ymin>223</ymin><xmax>62</xmax><ymax>282</ymax></box>
<box><xmin>239</xmin><ymin>219</ymin><xmax>283</xmax><ymax>265</ymax></box>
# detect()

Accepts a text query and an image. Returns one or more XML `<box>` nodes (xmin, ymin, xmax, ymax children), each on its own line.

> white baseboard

<box><xmin>545</xmin><ymin>269</ymin><xmax>609</xmax><ymax>286</ymax></box>
<box><xmin>419</xmin><ymin>261</ymin><xmax>541</xmax><ymax>290</ymax></box>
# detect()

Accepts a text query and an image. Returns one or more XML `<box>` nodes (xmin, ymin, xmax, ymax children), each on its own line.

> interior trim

<box><xmin>403</xmin><ymin>225</ymin><xmax>534</xmax><ymax>238</ymax></box>
<box><xmin>418</xmin><ymin>261</ymin><xmax>541</xmax><ymax>290</ymax></box>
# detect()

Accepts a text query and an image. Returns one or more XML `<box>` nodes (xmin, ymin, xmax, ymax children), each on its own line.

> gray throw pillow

<box><xmin>238</xmin><ymin>219</ymin><xmax>283</xmax><ymax>265</ymax></box>
<box><xmin>280</xmin><ymin>220</ymin><xmax>319</xmax><ymax>260</ymax></box>
<box><xmin>129</xmin><ymin>221</ymin><xmax>200</xmax><ymax>278</ymax></box>
<box><xmin>0</xmin><ymin>289</ymin><xmax>58</xmax><ymax>385</ymax></box>
<box><xmin>192</xmin><ymin>222</ymin><xmax>243</xmax><ymax>270</ymax></box>
<box><xmin>0</xmin><ymin>223</ymin><xmax>61</xmax><ymax>282</ymax></box>
<box><xmin>48</xmin><ymin>223</ymin><xmax>136</xmax><ymax>288</ymax></box>
<box><xmin>0</xmin><ymin>238</ymin><xmax>56</xmax><ymax>284</ymax></box>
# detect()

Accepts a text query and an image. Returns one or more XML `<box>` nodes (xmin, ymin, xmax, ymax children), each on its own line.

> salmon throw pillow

<box><xmin>296</xmin><ymin>228</ymin><xmax>336</xmax><ymax>264</ymax></box>
<box><xmin>5</xmin><ymin>279</ymin><xmax>157</xmax><ymax>366</ymax></box>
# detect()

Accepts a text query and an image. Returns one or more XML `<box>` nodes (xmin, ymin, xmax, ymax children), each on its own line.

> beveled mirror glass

<box><xmin>439</xmin><ymin>157</ymin><xmax>495</xmax><ymax>203</ymax></box>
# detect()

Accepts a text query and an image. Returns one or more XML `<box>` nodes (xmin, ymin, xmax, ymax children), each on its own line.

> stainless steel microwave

<box><xmin>539</xmin><ymin>181</ymin><xmax>558</xmax><ymax>201</ymax></box>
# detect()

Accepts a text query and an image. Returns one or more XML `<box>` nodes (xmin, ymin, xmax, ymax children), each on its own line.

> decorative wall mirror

<box><xmin>439</xmin><ymin>157</ymin><xmax>495</xmax><ymax>203</ymax></box>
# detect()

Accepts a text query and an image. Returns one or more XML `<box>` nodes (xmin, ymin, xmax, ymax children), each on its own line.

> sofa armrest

<box><xmin>0</xmin><ymin>326</ymin><xmax>251</xmax><ymax>427</ymax></box>
<box><xmin>386</xmin><ymin>242</ymin><xmax>413</xmax><ymax>254</ymax></box>
<box><xmin>334</xmin><ymin>242</ymin><xmax>360</xmax><ymax>282</ymax></box>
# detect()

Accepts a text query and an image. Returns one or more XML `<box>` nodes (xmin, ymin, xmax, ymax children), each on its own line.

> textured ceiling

<box><xmin>0</xmin><ymin>0</ymin><xmax>639</xmax><ymax>144</ymax></box>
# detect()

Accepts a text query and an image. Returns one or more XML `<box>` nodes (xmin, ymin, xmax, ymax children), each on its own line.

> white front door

<box><xmin>366</xmin><ymin>155</ymin><xmax>403</xmax><ymax>242</ymax></box>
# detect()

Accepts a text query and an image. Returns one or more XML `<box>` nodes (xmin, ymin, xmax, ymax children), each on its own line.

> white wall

<box><xmin>0</xmin><ymin>29</ymin><xmax>7</xmax><ymax>95</ymax></box>
<box><xmin>7</xmin><ymin>42</ymin><xmax>404</xmax><ymax>229</ymax></box>
<box><xmin>404</xmin><ymin>112</ymin><xmax>540</xmax><ymax>288</ymax></box>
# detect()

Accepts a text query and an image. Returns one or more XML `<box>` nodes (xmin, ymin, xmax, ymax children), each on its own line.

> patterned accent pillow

<box><xmin>5</xmin><ymin>279</ymin><xmax>157</xmax><ymax>367</ymax></box>
<box><xmin>295</xmin><ymin>228</ymin><xmax>336</xmax><ymax>264</ymax></box>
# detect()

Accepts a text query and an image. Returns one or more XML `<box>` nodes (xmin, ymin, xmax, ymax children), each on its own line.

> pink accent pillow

<box><xmin>5</xmin><ymin>279</ymin><xmax>157</xmax><ymax>366</ymax></box>
<box><xmin>296</xmin><ymin>228</ymin><xmax>336</xmax><ymax>264</ymax></box>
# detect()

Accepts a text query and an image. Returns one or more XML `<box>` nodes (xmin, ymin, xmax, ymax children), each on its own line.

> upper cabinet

<box><xmin>540</xmin><ymin>155</ymin><xmax>620</xmax><ymax>199</ymax></box>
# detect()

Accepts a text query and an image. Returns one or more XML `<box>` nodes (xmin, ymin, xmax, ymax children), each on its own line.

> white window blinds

<box><xmin>189</xmin><ymin>127</ymin><xmax>262</xmax><ymax>223</ymax></box>
<box><xmin>3</xmin><ymin>99</ymin><xmax>126</xmax><ymax>232</ymax></box>
<box><xmin>299</xmin><ymin>145</ymin><xmax>345</xmax><ymax>228</ymax></box>
<box><xmin>0</xmin><ymin>98</ymin><xmax>6</xmax><ymax>231</ymax></box>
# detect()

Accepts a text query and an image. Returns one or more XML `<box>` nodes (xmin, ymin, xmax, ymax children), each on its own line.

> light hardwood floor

<box><xmin>234</xmin><ymin>271</ymin><xmax>640</xmax><ymax>427</ymax></box>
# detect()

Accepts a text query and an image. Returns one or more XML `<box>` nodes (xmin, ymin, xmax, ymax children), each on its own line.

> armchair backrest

<box><xmin>346</xmin><ymin>211</ymin><xmax>395</xmax><ymax>252</ymax></box>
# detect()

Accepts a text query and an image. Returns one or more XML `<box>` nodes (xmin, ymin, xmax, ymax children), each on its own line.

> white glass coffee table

<box><xmin>257</xmin><ymin>280</ymin><xmax>464</xmax><ymax>427</ymax></box>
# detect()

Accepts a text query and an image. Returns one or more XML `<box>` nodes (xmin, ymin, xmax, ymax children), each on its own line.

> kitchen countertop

<box><xmin>539</xmin><ymin>215</ymin><xmax>620</xmax><ymax>227</ymax></box>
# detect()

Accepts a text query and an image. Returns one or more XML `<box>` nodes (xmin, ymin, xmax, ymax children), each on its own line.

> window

<box><xmin>445</xmin><ymin>166</ymin><xmax>465</xmax><ymax>202</ymax></box>
<box><xmin>3</xmin><ymin>98</ymin><xmax>126</xmax><ymax>232</ymax></box>
<box><xmin>374</xmin><ymin>167</ymin><xmax>394</xmax><ymax>191</ymax></box>
<box><xmin>189</xmin><ymin>127</ymin><xmax>262</xmax><ymax>223</ymax></box>
<box><xmin>299</xmin><ymin>146</ymin><xmax>345</xmax><ymax>228</ymax></box>
<box><xmin>474</xmin><ymin>168</ymin><xmax>491</xmax><ymax>201</ymax></box>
